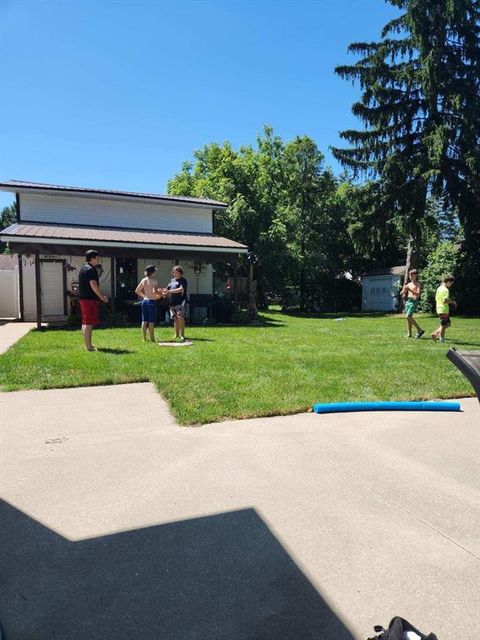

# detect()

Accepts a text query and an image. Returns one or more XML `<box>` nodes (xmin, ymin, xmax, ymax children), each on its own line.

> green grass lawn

<box><xmin>0</xmin><ymin>311</ymin><xmax>478</xmax><ymax>424</ymax></box>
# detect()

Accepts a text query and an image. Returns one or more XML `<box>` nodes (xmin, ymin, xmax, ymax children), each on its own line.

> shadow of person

<box><xmin>95</xmin><ymin>348</ymin><xmax>134</xmax><ymax>354</ymax></box>
<box><xmin>0</xmin><ymin>502</ymin><xmax>354</xmax><ymax>640</ymax></box>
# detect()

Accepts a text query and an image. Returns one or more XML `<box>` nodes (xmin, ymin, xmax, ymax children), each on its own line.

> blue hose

<box><xmin>312</xmin><ymin>401</ymin><xmax>461</xmax><ymax>414</ymax></box>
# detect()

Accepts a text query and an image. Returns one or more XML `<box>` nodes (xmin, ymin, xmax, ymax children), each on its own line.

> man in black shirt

<box><xmin>78</xmin><ymin>249</ymin><xmax>109</xmax><ymax>351</ymax></box>
<box><xmin>165</xmin><ymin>265</ymin><xmax>188</xmax><ymax>341</ymax></box>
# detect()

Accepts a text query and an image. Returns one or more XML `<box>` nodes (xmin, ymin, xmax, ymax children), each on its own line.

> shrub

<box><xmin>419</xmin><ymin>241</ymin><xmax>458</xmax><ymax>313</ymax></box>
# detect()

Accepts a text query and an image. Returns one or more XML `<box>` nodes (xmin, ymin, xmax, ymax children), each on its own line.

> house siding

<box><xmin>20</xmin><ymin>193</ymin><xmax>213</xmax><ymax>234</ymax></box>
<box><xmin>21</xmin><ymin>254</ymin><xmax>113</xmax><ymax>321</ymax></box>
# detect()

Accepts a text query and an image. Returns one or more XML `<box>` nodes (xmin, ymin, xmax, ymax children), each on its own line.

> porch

<box><xmin>3</xmin><ymin>223</ymin><xmax>248</xmax><ymax>328</ymax></box>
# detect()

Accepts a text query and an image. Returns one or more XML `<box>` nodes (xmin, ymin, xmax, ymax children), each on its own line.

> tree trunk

<box><xmin>247</xmin><ymin>262</ymin><xmax>258</xmax><ymax>323</ymax></box>
<box><xmin>404</xmin><ymin>235</ymin><xmax>414</xmax><ymax>281</ymax></box>
<box><xmin>299</xmin><ymin>235</ymin><xmax>306</xmax><ymax>311</ymax></box>
<box><xmin>401</xmin><ymin>235</ymin><xmax>415</xmax><ymax>312</ymax></box>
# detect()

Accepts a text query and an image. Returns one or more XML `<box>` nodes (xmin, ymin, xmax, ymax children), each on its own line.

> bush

<box><xmin>419</xmin><ymin>241</ymin><xmax>458</xmax><ymax>313</ymax></box>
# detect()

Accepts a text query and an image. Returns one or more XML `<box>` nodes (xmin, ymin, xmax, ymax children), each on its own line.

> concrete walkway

<box><xmin>0</xmin><ymin>321</ymin><xmax>36</xmax><ymax>355</ymax></box>
<box><xmin>0</xmin><ymin>383</ymin><xmax>478</xmax><ymax>639</ymax></box>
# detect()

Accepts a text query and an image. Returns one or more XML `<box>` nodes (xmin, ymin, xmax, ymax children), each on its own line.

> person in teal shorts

<box><xmin>400</xmin><ymin>268</ymin><xmax>425</xmax><ymax>338</ymax></box>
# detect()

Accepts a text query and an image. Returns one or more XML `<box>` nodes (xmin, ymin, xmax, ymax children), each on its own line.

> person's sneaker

<box><xmin>405</xmin><ymin>334</ymin><xmax>412</xmax><ymax>338</ymax></box>
<box><xmin>416</xmin><ymin>330</ymin><xmax>425</xmax><ymax>339</ymax></box>
<box><xmin>179</xmin><ymin>336</ymin><xmax>185</xmax><ymax>342</ymax></box>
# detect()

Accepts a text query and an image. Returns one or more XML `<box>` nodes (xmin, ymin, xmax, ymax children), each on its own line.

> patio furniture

<box><xmin>446</xmin><ymin>348</ymin><xmax>480</xmax><ymax>403</ymax></box>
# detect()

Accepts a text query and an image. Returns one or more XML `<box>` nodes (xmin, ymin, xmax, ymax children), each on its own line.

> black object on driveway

<box><xmin>446</xmin><ymin>348</ymin><xmax>480</xmax><ymax>403</ymax></box>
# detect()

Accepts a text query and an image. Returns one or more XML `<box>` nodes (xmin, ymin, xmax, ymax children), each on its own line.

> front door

<box><xmin>40</xmin><ymin>260</ymin><xmax>65</xmax><ymax>316</ymax></box>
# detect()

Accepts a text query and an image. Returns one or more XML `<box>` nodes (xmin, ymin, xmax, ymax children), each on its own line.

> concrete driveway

<box><xmin>0</xmin><ymin>383</ymin><xmax>478</xmax><ymax>640</ymax></box>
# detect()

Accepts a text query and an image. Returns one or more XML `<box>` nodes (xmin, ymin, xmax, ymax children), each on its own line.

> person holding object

<box><xmin>165</xmin><ymin>265</ymin><xmax>188</xmax><ymax>341</ymax></box>
<box><xmin>78</xmin><ymin>249</ymin><xmax>109</xmax><ymax>352</ymax></box>
<box><xmin>431</xmin><ymin>274</ymin><xmax>455</xmax><ymax>343</ymax></box>
<box><xmin>135</xmin><ymin>265</ymin><xmax>160</xmax><ymax>342</ymax></box>
<box><xmin>400</xmin><ymin>268</ymin><xmax>425</xmax><ymax>338</ymax></box>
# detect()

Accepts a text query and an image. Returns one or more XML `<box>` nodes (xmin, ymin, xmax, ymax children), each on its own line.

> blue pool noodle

<box><xmin>312</xmin><ymin>401</ymin><xmax>461</xmax><ymax>414</ymax></box>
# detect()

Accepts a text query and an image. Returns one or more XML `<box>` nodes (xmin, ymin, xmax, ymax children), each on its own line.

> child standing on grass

<box><xmin>400</xmin><ymin>268</ymin><xmax>425</xmax><ymax>339</ymax></box>
<box><xmin>431</xmin><ymin>274</ymin><xmax>455</xmax><ymax>343</ymax></box>
<box><xmin>165</xmin><ymin>265</ymin><xmax>188</xmax><ymax>342</ymax></box>
<box><xmin>135</xmin><ymin>265</ymin><xmax>159</xmax><ymax>342</ymax></box>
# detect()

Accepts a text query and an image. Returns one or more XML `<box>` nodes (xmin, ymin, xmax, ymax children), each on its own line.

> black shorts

<box><xmin>439</xmin><ymin>314</ymin><xmax>451</xmax><ymax>327</ymax></box>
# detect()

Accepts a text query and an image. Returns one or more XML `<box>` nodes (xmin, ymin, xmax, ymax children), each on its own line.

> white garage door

<box><xmin>40</xmin><ymin>261</ymin><xmax>65</xmax><ymax>316</ymax></box>
<box><xmin>0</xmin><ymin>270</ymin><xmax>19</xmax><ymax>318</ymax></box>
<box><xmin>370</xmin><ymin>278</ymin><xmax>392</xmax><ymax>310</ymax></box>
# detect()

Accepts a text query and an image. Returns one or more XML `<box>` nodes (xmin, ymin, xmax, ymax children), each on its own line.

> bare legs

<box><xmin>142</xmin><ymin>321</ymin><xmax>155</xmax><ymax>341</ymax></box>
<box><xmin>173</xmin><ymin>313</ymin><xmax>185</xmax><ymax>339</ymax></box>
<box><xmin>431</xmin><ymin>318</ymin><xmax>450</xmax><ymax>342</ymax></box>
<box><xmin>406</xmin><ymin>315</ymin><xmax>424</xmax><ymax>338</ymax></box>
<box><xmin>82</xmin><ymin>324</ymin><xmax>95</xmax><ymax>351</ymax></box>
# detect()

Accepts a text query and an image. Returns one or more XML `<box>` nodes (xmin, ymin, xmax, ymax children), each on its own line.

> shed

<box><xmin>361</xmin><ymin>266</ymin><xmax>405</xmax><ymax>312</ymax></box>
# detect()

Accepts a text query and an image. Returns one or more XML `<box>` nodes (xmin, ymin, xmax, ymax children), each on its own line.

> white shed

<box><xmin>361</xmin><ymin>266</ymin><xmax>405</xmax><ymax>312</ymax></box>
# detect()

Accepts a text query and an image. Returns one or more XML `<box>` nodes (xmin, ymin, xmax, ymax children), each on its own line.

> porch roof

<box><xmin>0</xmin><ymin>222</ymin><xmax>247</xmax><ymax>255</ymax></box>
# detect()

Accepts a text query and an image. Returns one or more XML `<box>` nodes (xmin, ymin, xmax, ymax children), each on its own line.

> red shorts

<box><xmin>79</xmin><ymin>299</ymin><xmax>100</xmax><ymax>326</ymax></box>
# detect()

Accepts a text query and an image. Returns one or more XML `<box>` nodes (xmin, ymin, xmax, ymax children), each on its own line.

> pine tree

<box><xmin>332</xmin><ymin>0</ymin><xmax>480</xmax><ymax>311</ymax></box>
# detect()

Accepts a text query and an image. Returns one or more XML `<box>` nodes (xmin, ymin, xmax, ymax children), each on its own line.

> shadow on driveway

<box><xmin>0</xmin><ymin>501</ymin><xmax>353</xmax><ymax>640</ymax></box>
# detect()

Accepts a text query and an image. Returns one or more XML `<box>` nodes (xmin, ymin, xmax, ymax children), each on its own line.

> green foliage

<box><xmin>168</xmin><ymin>127</ymin><xmax>357</xmax><ymax>309</ymax></box>
<box><xmin>0</xmin><ymin>202</ymin><xmax>17</xmax><ymax>253</ymax></box>
<box><xmin>338</xmin><ymin>180</ymin><xmax>407</xmax><ymax>273</ymax></box>
<box><xmin>419</xmin><ymin>241</ymin><xmax>459</xmax><ymax>312</ymax></box>
<box><xmin>332</xmin><ymin>0</ymin><xmax>480</xmax><ymax>295</ymax></box>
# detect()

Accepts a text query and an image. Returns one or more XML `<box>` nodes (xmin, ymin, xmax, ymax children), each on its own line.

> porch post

<box><xmin>17</xmin><ymin>254</ymin><xmax>25</xmax><ymax>321</ymax></box>
<box><xmin>233</xmin><ymin>260</ymin><xmax>239</xmax><ymax>311</ymax></box>
<box><xmin>247</xmin><ymin>255</ymin><xmax>258</xmax><ymax>323</ymax></box>
<box><xmin>34</xmin><ymin>251</ymin><xmax>42</xmax><ymax>329</ymax></box>
<box><xmin>111</xmin><ymin>256</ymin><xmax>116</xmax><ymax>312</ymax></box>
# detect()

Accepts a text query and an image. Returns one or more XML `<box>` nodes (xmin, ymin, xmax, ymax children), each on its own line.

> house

<box><xmin>361</xmin><ymin>265</ymin><xmax>405</xmax><ymax>312</ymax></box>
<box><xmin>0</xmin><ymin>180</ymin><xmax>248</xmax><ymax>327</ymax></box>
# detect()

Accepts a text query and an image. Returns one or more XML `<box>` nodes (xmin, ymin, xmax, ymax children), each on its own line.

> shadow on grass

<box><xmin>0</xmin><ymin>501</ymin><xmax>354</xmax><ymax>640</ymax></box>
<box><xmin>33</xmin><ymin>315</ymin><xmax>286</xmax><ymax>333</ymax></box>
<box><xmin>268</xmin><ymin>309</ymin><xmax>391</xmax><ymax>320</ymax></box>
<box><xmin>448</xmin><ymin>341</ymin><xmax>480</xmax><ymax>348</ymax></box>
<box><xmin>195</xmin><ymin>316</ymin><xmax>285</xmax><ymax>328</ymax></box>
<box><xmin>96</xmin><ymin>348</ymin><xmax>135</xmax><ymax>355</ymax></box>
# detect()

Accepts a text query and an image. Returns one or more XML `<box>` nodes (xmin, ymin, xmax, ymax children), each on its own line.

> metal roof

<box><xmin>0</xmin><ymin>223</ymin><xmax>247</xmax><ymax>252</ymax></box>
<box><xmin>0</xmin><ymin>180</ymin><xmax>228</xmax><ymax>208</ymax></box>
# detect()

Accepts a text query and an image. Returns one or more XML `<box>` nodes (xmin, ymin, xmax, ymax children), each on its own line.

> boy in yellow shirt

<box><xmin>431</xmin><ymin>275</ymin><xmax>455</xmax><ymax>343</ymax></box>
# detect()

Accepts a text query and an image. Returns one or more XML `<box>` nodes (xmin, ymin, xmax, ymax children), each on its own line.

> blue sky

<box><xmin>0</xmin><ymin>0</ymin><xmax>399</xmax><ymax>210</ymax></box>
